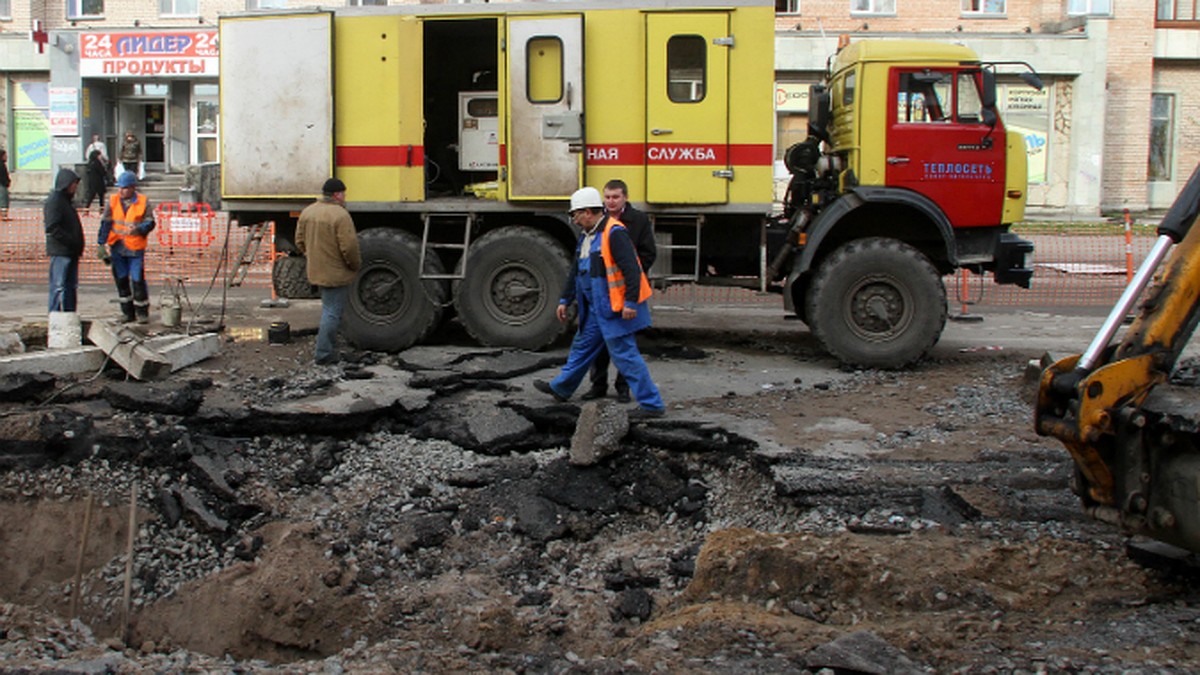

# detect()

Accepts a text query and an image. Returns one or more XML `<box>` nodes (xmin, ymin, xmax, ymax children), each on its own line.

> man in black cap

<box><xmin>295</xmin><ymin>177</ymin><xmax>361</xmax><ymax>365</ymax></box>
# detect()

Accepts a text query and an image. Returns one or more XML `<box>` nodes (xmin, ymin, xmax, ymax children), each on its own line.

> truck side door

<box><xmin>220</xmin><ymin>12</ymin><xmax>334</xmax><ymax>198</ymax></box>
<box><xmin>645</xmin><ymin>12</ymin><xmax>730</xmax><ymax>204</ymax></box>
<box><xmin>334</xmin><ymin>15</ymin><xmax>425</xmax><ymax>202</ymax></box>
<box><xmin>505</xmin><ymin>14</ymin><xmax>584</xmax><ymax>200</ymax></box>
<box><xmin>885</xmin><ymin>69</ymin><xmax>1006</xmax><ymax>228</ymax></box>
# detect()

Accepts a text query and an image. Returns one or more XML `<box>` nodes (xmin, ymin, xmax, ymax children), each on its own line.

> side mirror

<box><xmin>1020</xmin><ymin>71</ymin><xmax>1045</xmax><ymax>91</ymax></box>
<box><xmin>980</xmin><ymin>70</ymin><xmax>997</xmax><ymax>109</ymax></box>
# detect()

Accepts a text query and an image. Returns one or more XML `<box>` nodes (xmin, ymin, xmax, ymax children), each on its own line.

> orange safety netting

<box><xmin>0</xmin><ymin>206</ymin><xmax>274</xmax><ymax>291</ymax></box>
<box><xmin>0</xmin><ymin>207</ymin><xmax>1161</xmax><ymax>310</ymax></box>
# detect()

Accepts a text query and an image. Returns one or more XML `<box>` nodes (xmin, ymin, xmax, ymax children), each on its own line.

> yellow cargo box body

<box><xmin>221</xmin><ymin>1</ymin><xmax>775</xmax><ymax>211</ymax></box>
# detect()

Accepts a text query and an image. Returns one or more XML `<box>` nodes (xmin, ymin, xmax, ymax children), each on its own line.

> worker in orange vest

<box><xmin>533</xmin><ymin>187</ymin><xmax>665</xmax><ymax>419</ymax></box>
<box><xmin>97</xmin><ymin>171</ymin><xmax>156</xmax><ymax>323</ymax></box>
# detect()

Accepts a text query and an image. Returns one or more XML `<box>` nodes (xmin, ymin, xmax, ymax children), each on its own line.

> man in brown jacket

<box><xmin>296</xmin><ymin>177</ymin><xmax>361</xmax><ymax>365</ymax></box>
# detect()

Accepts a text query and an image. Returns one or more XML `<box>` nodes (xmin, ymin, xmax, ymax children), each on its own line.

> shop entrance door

<box><xmin>118</xmin><ymin>101</ymin><xmax>167</xmax><ymax>175</ymax></box>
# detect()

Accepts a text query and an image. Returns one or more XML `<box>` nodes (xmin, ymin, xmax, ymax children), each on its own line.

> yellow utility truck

<box><xmin>219</xmin><ymin>1</ymin><xmax>1036</xmax><ymax>368</ymax></box>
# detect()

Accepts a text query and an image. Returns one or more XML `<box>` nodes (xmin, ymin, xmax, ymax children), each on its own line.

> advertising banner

<box><xmin>50</xmin><ymin>87</ymin><xmax>79</xmax><ymax>136</ymax></box>
<box><xmin>80</xmin><ymin>30</ymin><xmax>218</xmax><ymax>78</ymax></box>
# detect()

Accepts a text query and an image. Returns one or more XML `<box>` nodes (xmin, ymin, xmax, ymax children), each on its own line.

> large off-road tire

<box><xmin>342</xmin><ymin>228</ymin><xmax>448</xmax><ymax>352</ymax></box>
<box><xmin>805</xmin><ymin>237</ymin><xmax>946</xmax><ymax>369</ymax></box>
<box><xmin>454</xmin><ymin>226</ymin><xmax>570</xmax><ymax>349</ymax></box>
<box><xmin>271</xmin><ymin>255</ymin><xmax>319</xmax><ymax>299</ymax></box>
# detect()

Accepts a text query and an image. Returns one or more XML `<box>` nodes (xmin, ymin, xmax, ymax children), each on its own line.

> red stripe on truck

<box><xmin>586</xmin><ymin>143</ymin><xmax>773</xmax><ymax>166</ymax></box>
<box><xmin>336</xmin><ymin>145</ymin><xmax>427</xmax><ymax>167</ymax></box>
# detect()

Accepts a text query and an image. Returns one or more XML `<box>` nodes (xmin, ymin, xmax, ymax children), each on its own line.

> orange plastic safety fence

<box><xmin>0</xmin><ymin>207</ymin><xmax>1162</xmax><ymax>310</ymax></box>
<box><xmin>0</xmin><ymin>206</ymin><xmax>273</xmax><ymax>290</ymax></box>
<box><xmin>154</xmin><ymin>202</ymin><xmax>217</xmax><ymax>249</ymax></box>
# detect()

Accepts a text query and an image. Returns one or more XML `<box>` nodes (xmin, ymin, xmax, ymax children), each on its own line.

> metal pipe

<box><xmin>1078</xmin><ymin>234</ymin><xmax>1175</xmax><ymax>371</ymax></box>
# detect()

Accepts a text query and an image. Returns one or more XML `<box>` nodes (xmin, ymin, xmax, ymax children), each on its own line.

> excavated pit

<box><xmin>2</xmin><ymin>326</ymin><xmax>1200</xmax><ymax>672</ymax></box>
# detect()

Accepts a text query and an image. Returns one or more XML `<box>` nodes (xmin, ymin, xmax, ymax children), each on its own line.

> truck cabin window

<box><xmin>897</xmin><ymin>71</ymin><xmax>951</xmax><ymax>124</ymax></box>
<box><xmin>956</xmin><ymin>72</ymin><xmax>984</xmax><ymax>123</ymax></box>
<box><xmin>667</xmin><ymin>35</ymin><xmax>706</xmax><ymax>103</ymax></box>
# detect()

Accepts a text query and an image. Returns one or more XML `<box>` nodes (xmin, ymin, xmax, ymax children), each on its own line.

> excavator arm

<box><xmin>1036</xmin><ymin>164</ymin><xmax>1200</xmax><ymax>552</ymax></box>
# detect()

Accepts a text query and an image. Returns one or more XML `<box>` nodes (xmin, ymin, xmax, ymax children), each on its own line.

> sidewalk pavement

<box><xmin>0</xmin><ymin>282</ymin><xmax>1119</xmax><ymax>361</ymax></box>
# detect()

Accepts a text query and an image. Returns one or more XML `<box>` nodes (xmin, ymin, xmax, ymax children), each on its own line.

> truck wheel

<box><xmin>343</xmin><ymin>228</ymin><xmax>447</xmax><ymax>352</ymax></box>
<box><xmin>271</xmin><ymin>255</ymin><xmax>319</xmax><ymax>299</ymax></box>
<box><xmin>454</xmin><ymin>226</ymin><xmax>570</xmax><ymax>349</ymax></box>
<box><xmin>805</xmin><ymin>237</ymin><xmax>946</xmax><ymax>369</ymax></box>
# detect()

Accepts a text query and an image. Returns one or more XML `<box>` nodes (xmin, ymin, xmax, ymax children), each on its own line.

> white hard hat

<box><xmin>569</xmin><ymin>187</ymin><xmax>603</xmax><ymax>213</ymax></box>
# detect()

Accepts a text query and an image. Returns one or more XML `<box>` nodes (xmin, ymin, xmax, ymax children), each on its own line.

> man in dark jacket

<box><xmin>582</xmin><ymin>178</ymin><xmax>657</xmax><ymax>403</ymax></box>
<box><xmin>45</xmin><ymin>168</ymin><xmax>84</xmax><ymax>312</ymax></box>
<box><xmin>83</xmin><ymin>149</ymin><xmax>108</xmax><ymax>212</ymax></box>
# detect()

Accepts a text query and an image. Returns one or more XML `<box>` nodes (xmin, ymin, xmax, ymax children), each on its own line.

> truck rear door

<box><xmin>220</xmin><ymin>12</ymin><xmax>334</xmax><ymax>198</ymax></box>
<box><xmin>505</xmin><ymin>14</ymin><xmax>583</xmax><ymax>200</ymax></box>
<box><xmin>885</xmin><ymin>68</ymin><xmax>1006</xmax><ymax>228</ymax></box>
<box><xmin>645</xmin><ymin>12</ymin><xmax>730</xmax><ymax>204</ymax></box>
<box><xmin>334</xmin><ymin>15</ymin><xmax>425</xmax><ymax>202</ymax></box>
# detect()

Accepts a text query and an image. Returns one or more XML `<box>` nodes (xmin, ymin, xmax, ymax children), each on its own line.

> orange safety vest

<box><xmin>599</xmin><ymin>216</ymin><xmax>652</xmax><ymax>313</ymax></box>
<box><xmin>106</xmin><ymin>193</ymin><xmax>150</xmax><ymax>251</ymax></box>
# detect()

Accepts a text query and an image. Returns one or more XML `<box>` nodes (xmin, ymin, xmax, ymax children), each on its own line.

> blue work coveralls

<box><xmin>548</xmin><ymin>217</ymin><xmax>665</xmax><ymax>412</ymax></box>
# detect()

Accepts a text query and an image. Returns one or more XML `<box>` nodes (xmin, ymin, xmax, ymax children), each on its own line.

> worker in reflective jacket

<box><xmin>532</xmin><ymin>187</ymin><xmax>665</xmax><ymax>419</ymax></box>
<box><xmin>97</xmin><ymin>171</ymin><xmax>156</xmax><ymax>323</ymax></box>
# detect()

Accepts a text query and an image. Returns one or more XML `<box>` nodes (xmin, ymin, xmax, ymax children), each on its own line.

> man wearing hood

<box><xmin>44</xmin><ymin>168</ymin><xmax>84</xmax><ymax>313</ymax></box>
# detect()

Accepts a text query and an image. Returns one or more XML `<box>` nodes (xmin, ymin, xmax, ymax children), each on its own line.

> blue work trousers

<box><xmin>316</xmin><ymin>285</ymin><xmax>349</xmax><ymax>363</ymax></box>
<box><xmin>549</xmin><ymin>294</ymin><xmax>664</xmax><ymax>411</ymax></box>
<box><xmin>48</xmin><ymin>256</ymin><xmax>80</xmax><ymax>312</ymax></box>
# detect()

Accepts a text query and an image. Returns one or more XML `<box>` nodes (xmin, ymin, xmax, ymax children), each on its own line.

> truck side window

<box><xmin>527</xmin><ymin>36</ymin><xmax>563</xmax><ymax>104</ymax></box>
<box><xmin>956</xmin><ymin>72</ymin><xmax>983</xmax><ymax>123</ymax></box>
<box><xmin>897</xmin><ymin>71</ymin><xmax>951</xmax><ymax>124</ymax></box>
<box><xmin>667</xmin><ymin>35</ymin><xmax>706</xmax><ymax>103</ymax></box>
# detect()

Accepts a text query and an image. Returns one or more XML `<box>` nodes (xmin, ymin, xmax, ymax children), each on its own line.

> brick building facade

<box><xmin>0</xmin><ymin>0</ymin><xmax>1195</xmax><ymax>216</ymax></box>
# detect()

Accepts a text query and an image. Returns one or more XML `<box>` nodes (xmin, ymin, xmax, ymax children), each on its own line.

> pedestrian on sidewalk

<box><xmin>295</xmin><ymin>177</ymin><xmax>361</xmax><ymax>365</ymax></box>
<box><xmin>116</xmin><ymin>131</ymin><xmax>144</xmax><ymax>180</ymax></box>
<box><xmin>98</xmin><ymin>171</ymin><xmax>156</xmax><ymax>323</ymax></box>
<box><xmin>581</xmin><ymin>178</ymin><xmax>657</xmax><ymax>403</ymax></box>
<box><xmin>533</xmin><ymin>186</ymin><xmax>665</xmax><ymax>419</ymax></box>
<box><xmin>0</xmin><ymin>149</ymin><xmax>11</xmax><ymax>221</ymax></box>
<box><xmin>44</xmin><ymin>168</ymin><xmax>84</xmax><ymax>312</ymax></box>
<box><xmin>83</xmin><ymin>149</ymin><xmax>108</xmax><ymax>212</ymax></box>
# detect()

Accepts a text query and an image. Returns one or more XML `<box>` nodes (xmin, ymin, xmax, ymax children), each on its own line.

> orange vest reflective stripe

<box><xmin>599</xmin><ymin>216</ymin><xmax>652</xmax><ymax>313</ymax></box>
<box><xmin>106</xmin><ymin>193</ymin><xmax>149</xmax><ymax>251</ymax></box>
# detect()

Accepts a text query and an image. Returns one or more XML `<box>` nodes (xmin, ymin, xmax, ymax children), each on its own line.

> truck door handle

<box><xmin>887</xmin><ymin>156</ymin><xmax>910</xmax><ymax>165</ymax></box>
<box><xmin>651</xmin><ymin>128</ymin><xmax>673</xmax><ymax>136</ymax></box>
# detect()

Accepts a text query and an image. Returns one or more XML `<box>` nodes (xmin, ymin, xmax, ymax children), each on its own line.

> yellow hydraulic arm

<box><xmin>1036</xmin><ymin>164</ymin><xmax>1200</xmax><ymax>551</ymax></box>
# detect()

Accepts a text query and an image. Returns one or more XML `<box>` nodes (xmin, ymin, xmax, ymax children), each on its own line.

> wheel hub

<box><xmin>848</xmin><ymin>277</ymin><xmax>911</xmax><ymax>341</ymax></box>
<box><xmin>487</xmin><ymin>266</ymin><xmax>543</xmax><ymax>322</ymax></box>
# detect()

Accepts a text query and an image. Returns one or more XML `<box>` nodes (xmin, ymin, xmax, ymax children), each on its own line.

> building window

<box><xmin>962</xmin><ymin>0</ymin><xmax>1005</xmax><ymax>15</ymax></box>
<box><xmin>851</xmin><ymin>0</ymin><xmax>895</xmax><ymax>14</ymax></box>
<box><xmin>667</xmin><ymin>35</ymin><xmax>706</xmax><ymax>103</ymax></box>
<box><xmin>159</xmin><ymin>0</ymin><xmax>198</xmax><ymax>17</ymax></box>
<box><xmin>776</xmin><ymin>0</ymin><xmax>800</xmax><ymax>13</ymax></box>
<box><xmin>0</xmin><ymin>0</ymin><xmax>11</xmax><ymax>19</ymax></box>
<box><xmin>246</xmin><ymin>0</ymin><xmax>287</xmax><ymax>8</ymax></box>
<box><xmin>12</xmin><ymin>80</ymin><xmax>51</xmax><ymax>171</ymax></box>
<box><xmin>1067</xmin><ymin>0</ymin><xmax>1112</xmax><ymax>16</ymax></box>
<box><xmin>998</xmin><ymin>83</ymin><xmax>1051</xmax><ymax>185</ymax></box>
<box><xmin>193</xmin><ymin>83</ymin><xmax>219</xmax><ymax>164</ymax></box>
<box><xmin>1149</xmin><ymin>93</ymin><xmax>1174</xmax><ymax>182</ymax></box>
<box><xmin>1158</xmin><ymin>0</ymin><xmax>1199</xmax><ymax>21</ymax></box>
<box><xmin>67</xmin><ymin>0</ymin><xmax>104</xmax><ymax>19</ymax></box>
